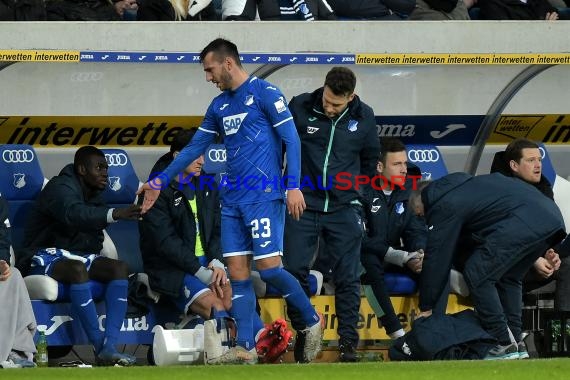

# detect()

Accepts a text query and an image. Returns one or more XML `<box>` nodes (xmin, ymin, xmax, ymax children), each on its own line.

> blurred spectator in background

<box><xmin>328</xmin><ymin>0</ymin><xmax>415</xmax><ymax>19</ymax></box>
<box><xmin>478</xmin><ymin>0</ymin><xmax>560</xmax><ymax>19</ymax></box>
<box><xmin>409</xmin><ymin>0</ymin><xmax>474</xmax><ymax>19</ymax></box>
<box><xmin>45</xmin><ymin>0</ymin><xmax>137</xmax><ymax>21</ymax></box>
<box><xmin>221</xmin><ymin>0</ymin><xmax>335</xmax><ymax>20</ymax></box>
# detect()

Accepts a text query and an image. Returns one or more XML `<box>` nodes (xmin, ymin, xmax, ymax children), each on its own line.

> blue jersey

<box><xmin>162</xmin><ymin>76</ymin><xmax>301</xmax><ymax>206</ymax></box>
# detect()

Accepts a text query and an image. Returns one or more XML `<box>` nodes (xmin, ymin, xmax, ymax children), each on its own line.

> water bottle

<box><xmin>36</xmin><ymin>331</ymin><xmax>49</xmax><ymax>367</ymax></box>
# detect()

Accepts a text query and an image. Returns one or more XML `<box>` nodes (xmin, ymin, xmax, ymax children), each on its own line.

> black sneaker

<box><xmin>339</xmin><ymin>339</ymin><xmax>358</xmax><ymax>362</ymax></box>
<box><xmin>294</xmin><ymin>331</ymin><xmax>308</xmax><ymax>363</ymax></box>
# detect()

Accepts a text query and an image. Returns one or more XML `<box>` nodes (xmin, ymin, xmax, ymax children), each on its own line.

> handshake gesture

<box><xmin>112</xmin><ymin>205</ymin><xmax>142</xmax><ymax>221</ymax></box>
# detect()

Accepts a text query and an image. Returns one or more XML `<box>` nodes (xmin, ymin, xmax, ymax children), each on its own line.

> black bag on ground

<box><xmin>389</xmin><ymin>310</ymin><xmax>497</xmax><ymax>360</ymax></box>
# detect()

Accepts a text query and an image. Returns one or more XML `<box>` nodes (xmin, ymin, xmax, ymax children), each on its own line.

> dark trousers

<box><xmin>464</xmin><ymin>240</ymin><xmax>550</xmax><ymax>344</ymax></box>
<box><xmin>283</xmin><ymin>207</ymin><xmax>363</xmax><ymax>345</ymax></box>
<box><xmin>361</xmin><ymin>253</ymin><xmax>407</xmax><ymax>335</ymax></box>
<box><xmin>524</xmin><ymin>256</ymin><xmax>570</xmax><ymax>312</ymax></box>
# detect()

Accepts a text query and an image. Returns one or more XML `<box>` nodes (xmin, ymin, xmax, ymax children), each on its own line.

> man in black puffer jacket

<box><xmin>283</xmin><ymin>67</ymin><xmax>379</xmax><ymax>362</ymax></box>
<box><xmin>410</xmin><ymin>172</ymin><xmax>566</xmax><ymax>359</ymax></box>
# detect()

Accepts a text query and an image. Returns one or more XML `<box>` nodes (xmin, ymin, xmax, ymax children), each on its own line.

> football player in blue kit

<box><xmin>137</xmin><ymin>38</ymin><xmax>323</xmax><ymax>363</ymax></box>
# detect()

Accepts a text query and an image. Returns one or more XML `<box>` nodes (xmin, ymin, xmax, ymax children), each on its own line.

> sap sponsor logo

<box><xmin>223</xmin><ymin>113</ymin><xmax>247</xmax><ymax>135</ymax></box>
<box><xmin>13</xmin><ymin>173</ymin><xmax>26</xmax><ymax>189</ymax></box>
<box><xmin>377</xmin><ymin>124</ymin><xmax>416</xmax><ymax>137</ymax></box>
<box><xmin>274</xmin><ymin>98</ymin><xmax>287</xmax><ymax>114</ymax></box>
<box><xmin>430</xmin><ymin>124</ymin><xmax>466</xmax><ymax>139</ymax></box>
<box><xmin>108</xmin><ymin>176</ymin><xmax>122</xmax><ymax>192</ymax></box>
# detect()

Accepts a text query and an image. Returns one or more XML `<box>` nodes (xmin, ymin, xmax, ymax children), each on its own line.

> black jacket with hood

<box><xmin>418</xmin><ymin>172</ymin><xmax>566</xmax><ymax>311</ymax></box>
<box><xmin>16</xmin><ymin>164</ymin><xmax>110</xmax><ymax>274</ymax></box>
<box><xmin>138</xmin><ymin>154</ymin><xmax>222</xmax><ymax>297</ymax></box>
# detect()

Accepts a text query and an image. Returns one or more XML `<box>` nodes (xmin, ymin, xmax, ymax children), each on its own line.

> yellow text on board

<box><xmin>489</xmin><ymin>114</ymin><xmax>570</xmax><ymax>143</ymax></box>
<box><xmin>356</xmin><ymin>53</ymin><xmax>570</xmax><ymax>65</ymax></box>
<box><xmin>259</xmin><ymin>295</ymin><xmax>471</xmax><ymax>341</ymax></box>
<box><xmin>0</xmin><ymin>50</ymin><xmax>80</xmax><ymax>62</ymax></box>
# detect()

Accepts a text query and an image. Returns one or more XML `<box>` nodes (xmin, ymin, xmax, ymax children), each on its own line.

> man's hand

<box><xmin>534</xmin><ymin>257</ymin><xmax>555</xmax><ymax>278</ymax></box>
<box><xmin>406</xmin><ymin>249</ymin><xmax>424</xmax><ymax>274</ymax></box>
<box><xmin>286</xmin><ymin>189</ymin><xmax>306</xmax><ymax>221</ymax></box>
<box><xmin>208</xmin><ymin>266</ymin><xmax>229</xmax><ymax>299</ymax></box>
<box><xmin>545</xmin><ymin>248</ymin><xmax>561</xmax><ymax>271</ymax></box>
<box><xmin>112</xmin><ymin>204</ymin><xmax>142</xmax><ymax>221</ymax></box>
<box><xmin>416</xmin><ymin>310</ymin><xmax>432</xmax><ymax>320</ymax></box>
<box><xmin>136</xmin><ymin>181</ymin><xmax>162</xmax><ymax>214</ymax></box>
<box><xmin>0</xmin><ymin>260</ymin><xmax>12</xmax><ymax>282</ymax></box>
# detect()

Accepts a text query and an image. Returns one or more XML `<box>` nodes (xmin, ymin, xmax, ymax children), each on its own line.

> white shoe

<box><xmin>206</xmin><ymin>346</ymin><xmax>257</xmax><ymax>365</ymax></box>
<box><xmin>302</xmin><ymin>314</ymin><xmax>324</xmax><ymax>362</ymax></box>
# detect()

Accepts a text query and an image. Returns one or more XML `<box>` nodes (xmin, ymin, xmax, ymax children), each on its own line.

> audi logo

<box><xmin>105</xmin><ymin>153</ymin><xmax>128</xmax><ymax>167</ymax></box>
<box><xmin>2</xmin><ymin>149</ymin><xmax>35</xmax><ymax>163</ymax></box>
<box><xmin>207</xmin><ymin>149</ymin><xmax>227</xmax><ymax>163</ymax></box>
<box><xmin>70</xmin><ymin>72</ymin><xmax>104</xmax><ymax>82</ymax></box>
<box><xmin>408</xmin><ymin>149</ymin><xmax>440</xmax><ymax>163</ymax></box>
<box><xmin>539</xmin><ymin>147</ymin><xmax>546</xmax><ymax>159</ymax></box>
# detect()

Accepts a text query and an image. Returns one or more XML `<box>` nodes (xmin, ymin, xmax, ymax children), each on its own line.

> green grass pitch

<box><xmin>2</xmin><ymin>359</ymin><xmax>570</xmax><ymax>380</ymax></box>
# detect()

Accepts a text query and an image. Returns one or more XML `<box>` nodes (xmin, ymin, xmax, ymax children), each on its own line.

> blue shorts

<box><xmin>172</xmin><ymin>274</ymin><xmax>210</xmax><ymax>315</ymax></box>
<box><xmin>29</xmin><ymin>248</ymin><xmax>100</xmax><ymax>276</ymax></box>
<box><xmin>221</xmin><ymin>200</ymin><xmax>285</xmax><ymax>261</ymax></box>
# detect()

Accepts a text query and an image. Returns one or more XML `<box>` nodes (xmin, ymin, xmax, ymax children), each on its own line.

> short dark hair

<box><xmin>199</xmin><ymin>38</ymin><xmax>241</xmax><ymax>67</ymax></box>
<box><xmin>504</xmin><ymin>138</ymin><xmax>539</xmax><ymax>164</ymax></box>
<box><xmin>324</xmin><ymin>67</ymin><xmax>356</xmax><ymax>97</ymax></box>
<box><xmin>379</xmin><ymin>137</ymin><xmax>407</xmax><ymax>165</ymax></box>
<box><xmin>74</xmin><ymin>146</ymin><xmax>104</xmax><ymax>172</ymax></box>
<box><xmin>409</xmin><ymin>181</ymin><xmax>431</xmax><ymax>211</ymax></box>
<box><xmin>170</xmin><ymin>128</ymin><xmax>197</xmax><ymax>153</ymax></box>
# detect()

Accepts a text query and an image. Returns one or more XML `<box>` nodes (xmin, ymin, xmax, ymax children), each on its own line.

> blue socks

<box><xmin>229</xmin><ymin>279</ymin><xmax>256</xmax><ymax>350</ymax></box>
<box><xmin>69</xmin><ymin>282</ymin><xmax>103</xmax><ymax>352</ymax></box>
<box><xmin>258</xmin><ymin>267</ymin><xmax>320</xmax><ymax>327</ymax></box>
<box><xmin>103</xmin><ymin>279</ymin><xmax>128</xmax><ymax>349</ymax></box>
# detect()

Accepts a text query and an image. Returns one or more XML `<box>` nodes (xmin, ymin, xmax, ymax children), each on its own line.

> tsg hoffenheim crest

<box><xmin>13</xmin><ymin>173</ymin><xmax>26</xmax><ymax>189</ymax></box>
<box><xmin>109</xmin><ymin>176</ymin><xmax>122</xmax><ymax>191</ymax></box>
